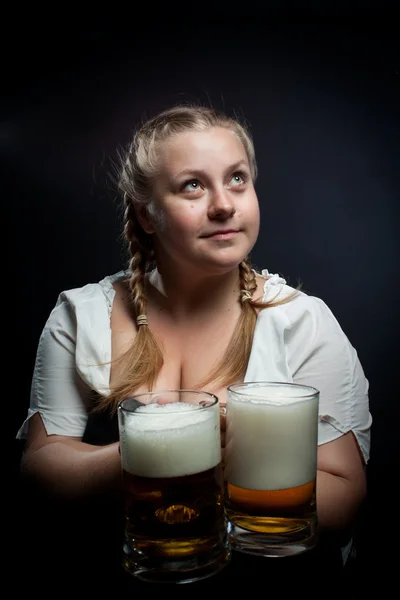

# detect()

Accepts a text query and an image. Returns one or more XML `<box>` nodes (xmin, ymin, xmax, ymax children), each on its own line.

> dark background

<box><xmin>4</xmin><ymin>10</ymin><xmax>399</xmax><ymax>588</ymax></box>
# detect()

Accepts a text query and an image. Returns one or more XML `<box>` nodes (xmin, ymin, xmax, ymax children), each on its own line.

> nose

<box><xmin>207</xmin><ymin>188</ymin><xmax>236</xmax><ymax>220</ymax></box>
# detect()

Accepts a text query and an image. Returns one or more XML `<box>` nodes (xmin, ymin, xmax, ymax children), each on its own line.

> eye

<box><xmin>182</xmin><ymin>179</ymin><xmax>200</xmax><ymax>192</ymax></box>
<box><xmin>229</xmin><ymin>171</ymin><xmax>247</xmax><ymax>187</ymax></box>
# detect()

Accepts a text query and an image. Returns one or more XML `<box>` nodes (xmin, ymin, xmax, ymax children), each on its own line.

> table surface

<box><xmin>115</xmin><ymin>544</ymin><xmax>344</xmax><ymax>593</ymax></box>
<box><xmin>17</xmin><ymin>488</ymin><xmax>347</xmax><ymax>596</ymax></box>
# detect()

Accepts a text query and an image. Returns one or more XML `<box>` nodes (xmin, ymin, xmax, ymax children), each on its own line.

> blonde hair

<box><xmin>97</xmin><ymin>104</ymin><xmax>297</xmax><ymax>412</ymax></box>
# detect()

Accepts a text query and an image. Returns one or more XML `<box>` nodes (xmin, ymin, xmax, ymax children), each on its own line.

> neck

<box><xmin>147</xmin><ymin>265</ymin><xmax>241</xmax><ymax>318</ymax></box>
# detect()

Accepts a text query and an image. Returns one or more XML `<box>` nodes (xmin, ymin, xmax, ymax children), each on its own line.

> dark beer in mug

<box><xmin>118</xmin><ymin>392</ymin><xmax>230</xmax><ymax>583</ymax></box>
<box><xmin>225</xmin><ymin>382</ymin><xmax>319</xmax><ymax>557</ymax></box>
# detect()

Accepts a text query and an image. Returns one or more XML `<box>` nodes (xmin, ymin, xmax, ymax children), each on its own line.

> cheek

<box><xmin>244</xmin><ymin>200</ymin><xmax>261</xmax><ymax>241</ymax></box>
<box><xmin>240</xmin><ymin>195</ymin><xmax>260</xmax><ymax>226</ymax></box>
<box><xmin>167</xmin><ymin>205</ymin><xmax>203</xmax><ymax>232</ymax></box>
<box><xmin>150</xmin><ymin>205</ymin><xmax>167</xmax><ymax>231</ymax></box>
<box><xmin>254</xmin><ymin>205</ymin><xmax>261</xmax><ymax>229</ymax></box>
<box><xmin>251</xmin><ymin>195</ymin><xmax>261</xmax><ymax>223</ymax></box>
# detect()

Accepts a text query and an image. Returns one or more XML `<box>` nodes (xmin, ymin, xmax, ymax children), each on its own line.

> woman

<box><xmin>17</xmin><ymin>104</ymin><xmax>371</xmax><ymax>559</ymax></box>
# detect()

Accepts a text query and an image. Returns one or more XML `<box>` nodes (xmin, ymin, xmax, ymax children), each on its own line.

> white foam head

<box><xmin>120</xmin><ymin>401</ymin><xmax>221</xmax><ymax>478</ymax></box>
<box><xmin>226</xmin><ymin>385</ymin><xmax>319</xmax><ymax>490</ymax></box>
<box><xmin>230</xmin><ymin>383</ymin><xmax>318</xmax><ymax>405</ymax></box>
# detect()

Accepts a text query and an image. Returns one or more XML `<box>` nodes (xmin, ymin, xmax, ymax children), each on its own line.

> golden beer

<box><xmin>225</xmin><ymin>382</ymin><xmax>319</xmax><ymax>557</ymax></box>
<box><xmin>118</xmin><ymin>392</ymin><xmax>230</xmax><ymax>583</ymax></box>
<box><xmin>123</xmin><ymin>466</ymin><xmax>226</xmax><ymax>551</ymax></box>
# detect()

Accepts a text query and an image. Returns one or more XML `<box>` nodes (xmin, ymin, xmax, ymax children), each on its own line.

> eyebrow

<box><xmin>172</xmin><ymin>160</ymin><xmax>249</xmax><ymax>182</ymax></box>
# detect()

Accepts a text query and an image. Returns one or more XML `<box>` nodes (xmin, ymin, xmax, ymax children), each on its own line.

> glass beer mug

<box><xmin>118</xmin><ymin>389</ymin><xmax>231</xmax><ymax>583</ymax></box>
<box><xmin>224</xmin><ymin>381</ymin><xmax>319</xmax><ymax>557</ymax></box>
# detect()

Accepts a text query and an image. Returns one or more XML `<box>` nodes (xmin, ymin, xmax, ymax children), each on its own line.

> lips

<box><xmin>202</xmin><ymin>229</ymin><xmax>240</xmax><ymax>238</ymax></box>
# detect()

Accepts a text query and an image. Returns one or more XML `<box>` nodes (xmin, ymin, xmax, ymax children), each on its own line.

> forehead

<box><xmin>157</xmin><ymin>126</ymin><xmax>248</xmax><ymax>175</ymax></box>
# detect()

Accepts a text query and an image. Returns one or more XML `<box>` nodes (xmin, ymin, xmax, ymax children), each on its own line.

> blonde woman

<box><xmin>18</xmin><ymin>104</ymin><xmax>371</xmax><ymax>566</ymax></box>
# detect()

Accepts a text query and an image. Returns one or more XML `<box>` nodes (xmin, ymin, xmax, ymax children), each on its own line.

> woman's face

<box><xmin>139</xmin><ymin>126</ymin><xmax>260</xmax><ymax>277</ymax></box>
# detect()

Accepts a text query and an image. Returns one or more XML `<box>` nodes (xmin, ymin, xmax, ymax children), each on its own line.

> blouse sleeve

<box><xmin>284</xmin><ymin>294</ymin><xmax>372</xmax><ymax>463</ymax></box>
<box><xmin>16</xmin><ymin>295</ymin><xmax>91</xmax><ymax>439</ymax></box>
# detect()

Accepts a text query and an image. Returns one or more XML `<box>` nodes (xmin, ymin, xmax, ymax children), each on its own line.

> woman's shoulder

<box><xmin>256</xmin><ymin>268</ymin><xmax>336</xmax><ymax>325</ymax></box>
<box><xmin>255</xmin><ymin>269</ymin><xmax>354</xmax><ymax>357</ymax></box>
<box><xmin>257</xmin><ymin>269</ymin><xmax>303</xmax><ymax>306</ymax></box>
<box><xmin>58</xmin><ymin>270</ymin><xmax>127</xmax><ymax>303</ymax></box>
<box><xmin>47</xmin><ymin>270</ymin><xmax>128</xmax><ymax>325</ymax></box>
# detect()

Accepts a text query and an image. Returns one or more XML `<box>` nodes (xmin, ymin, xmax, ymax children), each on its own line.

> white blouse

<box><xmin>16</xmin><ymin>268</ymin><xmax>372</xmax><ymax>464</ymax></box>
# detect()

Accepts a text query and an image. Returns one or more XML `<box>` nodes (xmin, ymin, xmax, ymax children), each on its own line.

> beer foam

<box><xmin>225</xmin><ymin>394</ymin><xmax>318</xmax><ymax>490</ymax></box>
<box><xmin>136</xmin><ymin>402</ymin><xmax>198</xmax><ymax>413</ymax></box>
<box><xmin>128</xmin><ymin>402</ymin><xmax>208</xmax><ymax>431</ymax></box>
<box><xmin>232</xmin><ymin>385</ymin><xmax>317</xmax><ymax>406</ymax></box>
<box><xmin>120</xmin><ymin>401</ymin><xmax>221</xmax><ymax>478</ymax></box>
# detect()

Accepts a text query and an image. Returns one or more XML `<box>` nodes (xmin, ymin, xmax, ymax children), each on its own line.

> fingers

<box><xmin>220</xmin><ymin>403</ymin><xmax>226</xmax><ymax>445</ymax></box>
<box><xmin>219</xmin><ymin>404</ymin><xmax>227</xmax><ymax>472</ymax></box>
<box><xmin>220</xmin><ymin>404</ymin><xmax>226</xmax><ymax>429</ymax></box>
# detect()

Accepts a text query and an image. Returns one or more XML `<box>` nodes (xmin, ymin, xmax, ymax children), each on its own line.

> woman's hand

<box><xmin>220</xmin><ymin>404</ymin><xmax>227</xmax><ymax>469</ymax></box>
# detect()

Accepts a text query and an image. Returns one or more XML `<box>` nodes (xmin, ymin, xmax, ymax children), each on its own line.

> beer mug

<box><xmin>118</xmin><ymin>390</ymin><xmax>231</xmax><ymax>583</ymax></box>
<box><xmin>224</xmin><ymin>382</ymin><xmax>319</xmax><ymax>557</ymax></box>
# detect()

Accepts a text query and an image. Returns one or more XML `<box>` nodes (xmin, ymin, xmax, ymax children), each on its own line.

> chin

<box><xmin>214</xmin><ymin>246</ymin><xmax>254</xmax><ymax>267</ymax></box>
<box><xmin>201</xmin><ymin>255</ymin><xmax>249</xmax><ymax>274</ymax></box>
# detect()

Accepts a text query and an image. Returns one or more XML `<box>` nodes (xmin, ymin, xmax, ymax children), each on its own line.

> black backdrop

<box><xmin>5</xmin><ymin>18</ymin><xmax>399</xmax><ymax>582</ymax></box>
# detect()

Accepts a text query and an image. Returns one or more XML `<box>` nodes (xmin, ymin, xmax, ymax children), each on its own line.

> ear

<box><xmin>135</xmin><ymin>204</ymin><xmax>156</xmax><ymax>235</ymax></box>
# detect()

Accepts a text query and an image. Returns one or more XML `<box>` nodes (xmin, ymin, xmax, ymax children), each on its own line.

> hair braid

<box><xmin>123</xmin><ymin>199</ymin><xmax>149</xmax><ymax>318</ymax></box>
<box><xmin>195</xmin><ymin>258</ymin><xmax>258</xmax><ymax>390</ymax></box>
<box><xmin>95</xmin><ymin>198</ymin><xmax>163</xmax><ymax>413</ymax></box>
<box><xmin>239</xmin><ymin>259</ymin><xmax>258</xmax><ymax>301</ymax></box>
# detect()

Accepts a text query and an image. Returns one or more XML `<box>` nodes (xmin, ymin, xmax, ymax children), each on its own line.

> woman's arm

<box><xmin>316</xmin><ymin>431</ymin><xmax>366</xmax><ymax>532</ymax></box>
<box><xmin>284</xmin><ymin>294</ymin><xmax>371</xmax><ymax>536</ymax></box>
<box><xmin>19</xmin><ymin>289</ymin><xmax>122</xmax><ymax>499</ymax></box>
<box><xmin>21</xmin><ymin>412</ymin><xmax>121</xmax><ymax>498</ymax></box>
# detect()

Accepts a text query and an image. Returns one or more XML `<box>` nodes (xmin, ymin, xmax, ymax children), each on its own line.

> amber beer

<box><xmin>118</xmin><ymin>392</ymin><xmax>230</xmax><ymax>583</ymax></box>
<box><xmin>225</xmin><ymin>382</ymin><xmax>319</xmax><ymax>557</ymax></box>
